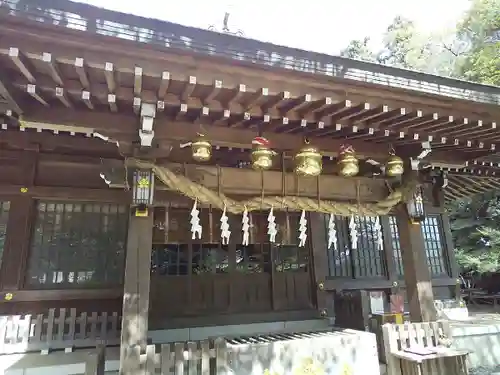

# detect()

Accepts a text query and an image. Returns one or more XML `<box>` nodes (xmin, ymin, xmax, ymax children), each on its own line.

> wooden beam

<box><xmin>0</xmin><ymin>288</ymin><xmax>122</xmax><ymax>303</ymax></box>
<box><xmin>0</xmin><ymin>185</ymin><xmax>130</xmax><ymax>203</ymax></box>
<box><xmin>204</xmin><ymin>79</ymin><xmax>222</xmax><ymax>105</ymax></box>
<box><xmin>82</xmin><ymin>90</ymin><xmax>94</xmax><ymax>110</ymax></box>
<box><xmin>8</xmin><ymin>47</ymin><xmax>35</xmax><ymax>83</ymax></box>
<box><xmin>0</xmin><ymin>130</ymin><xmax>120</xmax><ymax>153</ymax></box>
<box><xmin>26</xmin><ymin>84</ymin><xmax>48</xmax><ymax>106</ymax></box>
<box><xmin>133</xmin><ymin>66</ymin><xmax>142</xmax><ymax>97</ymax></box>
<box><xmin>104</xmin><ymin>62</ymin><xmax>116</xmax><ymax>93</ymax></box>
<box><xmin>20</xmin><ymin>107</ymin><xmax>394</xmax><ymax>158</ymax></box>
<box><xmin>75</xmin><ymin>57</ymin><xmax>90</xmax><ymax>89</ymax></box>
<box><xmin>42</xmin><ymin>52</ymin><xmax>63</xmax><ymax>86</ymax></box>
<box><xmin>19</xmin><ymin>105</ymin><xmax>481</xmax><ymax>164</ymax></box>
<box><xmin>157</xmin><ymin>71</ymin><xmax>170</xmax><ymax>99</ymax></box>
<box><xmin>160</xmin><ymin>162</ymin><xmax>389</xmax><ymax>202</ymax></box>
<box><xmin>2</xmin><ymin>20</ymin><xmax>498</xmax><ymax>125</ymax></box>
<box><xmin>55</xmin><ymin>87</ymin><xmax>72</xmax><ymax>108</ymax></box>
<box><xmin>182</xmin><ymin>75</ymin><xmax>196</xmax><ymax>100</ymax></box>
<box><xmin>108</xmin><ymin>94</ymin><xmax>117</xmax><ymax>112</ymax></box>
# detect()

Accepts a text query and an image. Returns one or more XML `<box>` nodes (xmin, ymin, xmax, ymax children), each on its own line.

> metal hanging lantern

<box><xmin>191</xmin><ymin>133</ymin><xmax>212</xmax><ymax>162</ymax></box>
<box><xmin>251</xmin><ymin>136</ymin><xmax>276</xmax><ymax>171</ymax></box>
<box><xmin>338</xmin><ymin>144</ymin><xmax>359</xmax><ymax>177</ymax></box>
<box><xmin>406</xmin><ymin>185</ymin><xmax>426</xmax><ymax>223</ymax></box>
<box><xmin>385</xmin><ymin>149</ymin><xmax>404</xmax><ymax>177</ymax></box>
<box><xmin>294</xmin><ymin>139</ymin><xmax>322</xmax><ymax>177</ymax></box>
<box><xmin>132</xmin><ymin>169</ymin><xmax>155</xmax><ymax>217</ymax></box>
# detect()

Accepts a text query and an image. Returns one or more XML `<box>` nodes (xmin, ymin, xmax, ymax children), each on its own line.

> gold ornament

<box><xmin>251</xmin><ymin>136</ymin><xmax>276</xmax><ymax>170</ymax></box>
<box><xmin>294</xmin><ymin>140</ymin><xmax>322</xmax><ymax>177</ymax></box>
<box><xmin>338</xmin><ymin>145</ymin><xmax>359</xmax><ymax>177</ymax></box>
<box><xmin>191</xmin><ymin>133</ymin><xmax>212</xmax><ymax>162</ymax></box>
<box><xmin>385</xmin><ymin>152</ymin><xmax>404</xmax><ymax>177</ymax></box>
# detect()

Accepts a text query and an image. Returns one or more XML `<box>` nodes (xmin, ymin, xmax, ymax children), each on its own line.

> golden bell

<box><xmin>338</xmin><ymin>152</ymin><xmax>359</xmax><ymax>177</ymax></box>
<box><xmin>385</xmin><ymin>154</ymin><xmax>404</xmax><ymax>177</ymax></box>
<box><xmin>251</xmin><ymin>146</ymin><xmax>276</xmax><ymax>170</ymax></box>
<box><xmin>294</xmin><ymin>145</ymin><xmax>322</xmax><ymax>176</ymax></box>
<box><xmin>191</xmin><ymin>135</ymin><xmax>212</xmax><ymax>162</ymax></box>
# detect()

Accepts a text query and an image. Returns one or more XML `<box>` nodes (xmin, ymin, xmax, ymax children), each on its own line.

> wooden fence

<box><xmin>0</xmin><ymin>308</ymin><xmax>120</xmax><ymax>354</ymax></box>
<box><xmin>139</xmin><ymin>338</ymin><xmax>227</xmax><ymax>375</ymax></box>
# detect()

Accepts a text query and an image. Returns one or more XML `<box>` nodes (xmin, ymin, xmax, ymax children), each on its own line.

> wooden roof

<box><xmin>444</xmin><ymin>174</ymin><xmax>500</xmax><ymax>204</ymax></box>
<box><xmin>0</xmin><ymin>0</ymin><xmax>499</xmax><ymax>203</ymax></box>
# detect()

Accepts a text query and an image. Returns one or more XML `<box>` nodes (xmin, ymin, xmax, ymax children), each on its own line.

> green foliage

<box><xmin>456</xmin><ymin>0</ymin><xmax>500</xmax><ymax>85</ymax></box>
<box><xmin>340</xmin><ymin>37</ymin><xmax>376</xmax><ymax>62</ymax></box>
<box><xmin>340</xmin><ymin>0</ymin><xmax>499</xmax><ymax>274</ymax></box>
<box><xmin>341</xmin><ymin>0</ymin><xmax>499</xmax><ymax>84</ymax></box>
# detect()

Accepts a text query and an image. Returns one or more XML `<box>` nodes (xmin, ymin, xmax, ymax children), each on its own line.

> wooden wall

<box><xmin>0</xmin><ymin>149</ymin><xmax>459</xmax><ymax>326</ymax></box>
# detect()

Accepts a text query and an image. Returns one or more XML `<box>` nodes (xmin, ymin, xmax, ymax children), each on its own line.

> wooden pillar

<box><xmin>119</xmin><ymin>213</ymin><xmax>153</xmax><ymax>375</ymax></box>
<box><xmin>0</xmin><ymin>151</ymin><xmax>37</xmax><ymax>290</ymax></box>
<box><xmin>396</xmin><ymin>205</ymin><xmax>437</xmax><ymax>322</ymax></box>
<box><xmin>0</xmin><ymin>195</ymin><xmax>35</xmax><ymax>290</ymax></box>
<box><xmin>309</xmin><ymin>213</ymin><xmax>334</xmax><ymax>322</ymax></box>
<box><xmin>441</xmin><ymin>213</ymin><xmax>461</xmax><ymax>299</ymax></box>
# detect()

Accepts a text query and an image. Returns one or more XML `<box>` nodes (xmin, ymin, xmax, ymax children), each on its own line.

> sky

<box><xmin>73</xmin><ymin>0</ymin><xmax>471</xmax><ymax>55</ymax></box>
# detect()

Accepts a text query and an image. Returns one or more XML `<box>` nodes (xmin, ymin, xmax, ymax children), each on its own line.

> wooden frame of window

<box><xmin>321</xmin><ymin>206</ymin><xmax>457</xmax><ymax>291</ymax></box>
<box><xmin>25</xmin><ymin>201</ymin><xmax>129</xmax><ymax>290</ymax></box>
<box><xmin>0</xmin><ymin>188</ymin><xmax>129</xmax><ymax>305</ymax></box>
<box><xmin>149</xmin><ymin>206</ymin><xmax>316</xmax><ymax>321</ymax></box>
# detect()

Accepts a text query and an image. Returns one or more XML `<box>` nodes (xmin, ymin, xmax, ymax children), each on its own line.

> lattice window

<box><xmin>388</xmin><ymin>214</ymin><xmax>448</xmax><ymax>276</ymax></box>
<box><xmin>26</xmin><ymin>202</ymin><xmax>128</xmax><ymax>288</ymax></box>
<box><xmin>151</xmin><ymin>209</ymin><xmax>310</xmax><ymax>275</ymax></box>
<box><xmin>389</xmin><ymin>216</ymin><xmax>404</xmax><ymax>276</ymax></box>
<box><xmin>325</xmin><ymin>215</ymin><xmax>354</xmax><ymax>278</ymax></box>
<box><xmin>421</xmin><ymin>215</ymin><xmax>448</xmax><ymax>276</ymax></box>
<box><xmin>325</xmin><ymin>215</ymin><xmax>387</xmax><ymax>278</ymax></box>
<box><xmin>352</xmin><ymin>216</ymin><xmax>386</xmax><ymax>278</ymax></box>
<box><xmin>0</xmin><ymin>201</ymin><xmax>10</xmax><ymax>269</ymax></box>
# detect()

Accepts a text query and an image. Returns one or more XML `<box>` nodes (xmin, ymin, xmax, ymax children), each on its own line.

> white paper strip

<box><xmin>298</xmin><ymin>210</ymin><xmax>307</xmax><ymax>247</ymax></box>
<box><xmin>242</xmin><ymin>207</ymin><xmax>250</xmax><ymax>246</ymax></box>
<box><xmin>327</xmin><ymin>214</ymin><xmax>337</xmax><ymax>250</ymax></box>
<box><xmin>190</xmin><ymin>199</ymin><xmax>202</xmax><ymax>240</ymax></box>
<box><xmin>220</xmin><ymin>204</ymin><xmax>231</xmax><ymax>245</ymax></box>
<box><xmin>374</xmin><ymin>216</ymin><xmax>383</xmax><ymax>250</ymax></box>
<box><xmin>349</xmin><ymin>216</ymin><xmax>358</xmax><ymax>250</ymax></box>
<box><xmin>267</xmin><ymin>207</ymin><xmax>277</xmax><ymax>243</ymax></box>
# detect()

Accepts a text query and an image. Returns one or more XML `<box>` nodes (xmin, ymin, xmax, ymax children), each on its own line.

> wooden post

<box><xmin>0</xmin><ymin>195</ymin><xmax>35</xmax><ymax>290</ymax></box>
<box><xmin>441</xmin><ymin>213</ymin><xmax>461</xmax><ymax>299</ymax></box>
<box><xmin>85</xmin><ymin>345</ymin><xmax>106</xmax><ymax>375</ymax></box>
<box><xmin>396</xmin><ymin>205</ymin><xmax>437</xmax><ymax>322</ymax></box>
<box><xmin>309</xmin><ymin>213</ymin><xmax>334</xmax><ymax>321</ymax></box>
<box><xmin>119</xmin><ymin>213</ymin><xmax>154</xmax><ymax>375</ymax></box>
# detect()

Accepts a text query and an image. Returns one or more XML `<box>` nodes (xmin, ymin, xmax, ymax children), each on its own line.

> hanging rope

<box><xmin>127</xmin><ymin>159</ymin><xmax>416</xmax><ymax>216</ymax></box>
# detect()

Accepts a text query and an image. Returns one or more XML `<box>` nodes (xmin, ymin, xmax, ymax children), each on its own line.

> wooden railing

<box><xmin>1</xmin><ymin>0</ymin><xmax>499</xmax><ymax>105</ymax></box>
<box><xmin>0</xmin><ymin>308</ymin><xmax>120</xmax><ymax>354</ymax></box>
<box><xmin>142</xmin><ymin>338</ymin><xmax>227</xmax><ymax>374</ymax></box>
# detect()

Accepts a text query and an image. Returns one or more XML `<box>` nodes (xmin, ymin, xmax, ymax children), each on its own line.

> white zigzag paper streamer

<box><xmin>267</xmin><ymin>207</ymin><xmax>277</xmax><ymax>243</ymax></box>
<box><xmin>298</xmin><ymin>210</ymin><xmax>307</xmax><ymax>247</ymax></box>
<box><xmin>190</xmin><ymin>199</ymin><xmax>202</xmax><ymax>240</ymax></box>
<box><xmin>220</xmin><ymin>204</ymin><xmax>231</xmax><ymax>245</ymax></box>
<box><xmin>242</xmin><ymin>207</ymin><xmax>250</xmax><ymax>246</ymax></box>
<box><xmin>374</xmin><ymin>216</ymin><xmax>383</xmax><ymax>250</ymax></box>
<box><xmin>327</xmin><ymin>214</ymin><xmax>337</xmax><ymax>250</ymax></box>
<box><xmin>349</xmin><ymin>216</ymin><xmax>358</xmax><ymax>250</ymax></box>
